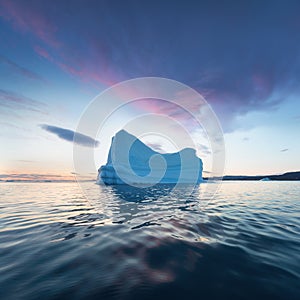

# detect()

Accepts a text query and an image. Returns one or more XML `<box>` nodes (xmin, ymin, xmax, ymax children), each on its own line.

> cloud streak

<box><xmin>0</xmin><ymin>89</ymin><xmax>47</xmax><ymax>115</ymax></box>
<box><xmin>0</xmin><ymin>173</ymin><xmax>76</xmax><ymax>182</ymax></box>
<box><xmin>146</xmin><ymin>142</ymin><xmax>165</xmax><ymax>153</ymax></box>
<box><xmin>0</xmin><ymin>0</ymin><xmax>60</xmax><ymax>48</ymax></box>
<box><xmin>40</xmin><ymin>124</ymin><xmax>99</xmax><ymax>147</ymax></box>
<box><xmin>0</xmin><ymin>55</ymin><xmax>45</xmax><ymax>82</ymax></box>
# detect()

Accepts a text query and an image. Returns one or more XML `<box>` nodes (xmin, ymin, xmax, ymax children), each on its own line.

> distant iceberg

<box><xmin>97</xmin><ymin>130</ymin><xmax>203</xmax><ymax>185</ymax></box>
<box><xmin>260</xmin><ymin>177</ymin><xmax>271</xmax><ymax>181</ymax></box>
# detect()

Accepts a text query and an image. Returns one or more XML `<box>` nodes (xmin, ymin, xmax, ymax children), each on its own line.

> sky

<box><xmin>0</xmin><ymin>0</ymin><xmax>300</xmax><ymax>181</ymax></box>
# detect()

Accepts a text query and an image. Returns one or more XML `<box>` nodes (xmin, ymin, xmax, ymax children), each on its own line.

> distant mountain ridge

<box><xmin>204</xmin><ymin>171</ymin><xmax>300</xmax><ymax>181</ymax></box>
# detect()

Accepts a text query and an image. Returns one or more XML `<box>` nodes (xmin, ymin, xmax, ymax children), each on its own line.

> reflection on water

<box><xmin>109</xmin><ymin>183</ymin><xmax>176</xmax><ymax>202</ymax></box>
<box><xmin>0</xmin><ymin>181</ymin><xmax>299</xmax><ymax>299</ymax></box>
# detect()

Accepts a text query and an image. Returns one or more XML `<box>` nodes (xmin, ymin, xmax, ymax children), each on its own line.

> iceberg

<box><xmin>97</xmin><ymin>130</ymin><xmax>203</xmax><ymax>185</ymax></box>
<box><xmin>260</xmin><ymin>177</ymin><xmax>271</xmax><ymax>181</ymax></box>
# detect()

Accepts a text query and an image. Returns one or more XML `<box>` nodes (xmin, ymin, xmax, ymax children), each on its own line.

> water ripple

<box><xmin>0</xmin><ymin>181</ymin><xmax>299</xmax><ymax>299</ymax></box>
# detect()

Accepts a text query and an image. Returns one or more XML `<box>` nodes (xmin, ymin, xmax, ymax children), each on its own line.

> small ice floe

<box><xmin>260</xmin><ymin>177</ymin><xmax>271</xmax><ymax>181</ymax></box>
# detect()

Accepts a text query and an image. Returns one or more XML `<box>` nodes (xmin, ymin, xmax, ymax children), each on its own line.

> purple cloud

<box><xmin>145</xmin><ymin>142</ymin><xmax>165</xmax><ymax>153</ymax></box>
<box><xmin>0</xmin><ymin>89</ymin><xmax>47</xmax><ymax>114</ymax></box>
<box><xmin>0</xmin><ymin>55</ymin><xmax>45</xmax><ymax>82</ymax></box>
<box><xmin>0</xmin><ymin>0</ymin><xmax>60</xmax><ymax>48</ymax></box>
<box><xmin>1</xmin><ymin>0</ymin><xmax>300</xmax><ymax>133</ymax></box>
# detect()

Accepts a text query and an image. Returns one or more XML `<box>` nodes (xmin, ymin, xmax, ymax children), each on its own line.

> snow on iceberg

<box><xmin>97</xmin><ymin>130</ymin><xmax>203</xmax><ymax>185</ymax></box>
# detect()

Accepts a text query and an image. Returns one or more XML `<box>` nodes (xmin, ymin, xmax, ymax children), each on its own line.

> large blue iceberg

<box><xmin>97</xmin><ymin>130</ymin><xmax>203</xmax><ymax>185</ymax></box>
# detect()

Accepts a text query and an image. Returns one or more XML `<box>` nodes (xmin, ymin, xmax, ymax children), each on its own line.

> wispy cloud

<box><xmin>0</xmin><ymin>172</ymin><xmax>96</xmax><ymax>182</ymax></box>
<box><xmin>0</xmin><ymin>55</ymin><xmax>45</xmax><ymax>82</ymax></box>
<box><xmin>146</xmin><ymin>142</ymin><xmax>165</xmax><ymax>153</ymax></box>
<box><xmin>0</xmin><ymin>0</ymin><xmax>60</xmax><ymax>48</ymax></box>
<box><xmin>0</xmin><ymin>0</ymin><xmax>118</xmax><ymax>86</ymax></box>
<box><xmin>198</xmin><ymin>144</ymin><xmax>211</xmax><ymax>155</ymax></box>
<box><xmin>135</xmin><ymin>98</ymin><xmax>202</xmax><ymax>132</ymax></box>
<box><xmin>0</xmin><ymin>89</ymin><xmax>47</xmax><ymax>115</ymax></box>
<box><xmin>34</xmin><ymin>45</ymin><xmax>51</xmax><ymax>59</ymax></box>
<box><xmin>0</xmin><ymin>173</ymin><xmax>75</xmax><ymax>182</ymax></box>
<box><xmin>40</xmin><ymin>124</ymin><xmax>99</xmax><ymax>147</ymax></box>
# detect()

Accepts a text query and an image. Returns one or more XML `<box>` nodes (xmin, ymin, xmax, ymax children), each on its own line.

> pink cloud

<box><xmin>252</xmin><ymin>73</ymin><xmax>272</xmax><ymax>98</ymax></box>
<box><xmin>56</xmin><ymin>61</ymin><xmax>117</xmax><ymax>87</ymax></box>
<box><xmin>34</xmin><ymin>45</ymin><xmax>50</xmax><ymax>59</ymax></box>
<box><xmin>0</xmin><ymin>1</ymin><xmax>121</xmax><ymax>87</ymax></box>
<box><xmin>0</xmin><ymin>0</ymin><xmax>60</xmax><ymax>48</ymax></box>
<box><xmin>33</xmin><ymin>43</ymin><xmax>117</xmax><ymax>87</ymax></box>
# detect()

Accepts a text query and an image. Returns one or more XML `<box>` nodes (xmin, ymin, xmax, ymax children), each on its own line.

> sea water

<box><xmin>0</xmin><ymin>181</ymin><xmax>299</xmax><ymax>299</ymax></box>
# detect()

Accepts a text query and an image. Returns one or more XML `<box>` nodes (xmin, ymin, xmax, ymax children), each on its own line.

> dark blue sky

<box><xmin>0</xmin><ymin>0</ymin><xmax>300</xmax><ymax>176</ymax></box>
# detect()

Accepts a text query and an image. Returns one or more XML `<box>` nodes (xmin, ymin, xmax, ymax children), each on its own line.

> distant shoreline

<box><xmin>1</xmin><ymin>171</ymin><xmax>300</xmax><ymax>183</ymax></box>
<box><xmin>204</xmin><ymin>171</ymin><xmax>300</xmax><ymax>181</ymax></box>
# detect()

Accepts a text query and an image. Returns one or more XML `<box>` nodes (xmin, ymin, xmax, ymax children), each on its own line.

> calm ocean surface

<box><xmin>0</xmin><ymin>181</ymin><xmax>299</xmax><ymax>299</ymax></box>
